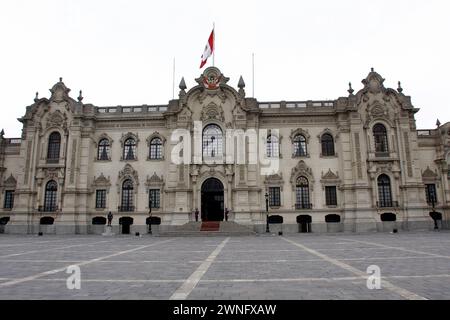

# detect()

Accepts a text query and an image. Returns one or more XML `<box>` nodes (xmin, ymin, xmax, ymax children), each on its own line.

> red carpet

<box><xmin>200</xmin><ymin>221</ymin><xmax>220</xmax><ymax>231</ymax></box>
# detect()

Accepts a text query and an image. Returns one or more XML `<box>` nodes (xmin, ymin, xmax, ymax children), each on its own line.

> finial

<box><xmin>179</xmin><ymin>77</ymin><xmax>187</xmax><ymax>90</ymax></box>
<box><xmin>34</xmin><ymin>92</ymin><xmax>39</xmax><ymax>102</ymax></box>
<box><xmin>77</xmin><ymin>90</ymin><xmax>83</xmax><ymax>102</ymax></box>
<box><xmin>397</xmin><ymin>81</ymin><xmax>403</xmax><ymax>93</ymax></box>
<box><xmin>59</xmin><ymin>77</ymin><xmax>63</xmax><ymax>82</ymax></box>
<box><xmin>238</xmin><ymin>76</ymin><xmax>245</xmax><ymax>89</ymax></box>
<box><xmin>436</xmin><ymin>119</ymin><xmax>441</xmax><ymax>127</ymax></box>
<box><xmin>371</xmin><ymin>67</ymin><xmax>374</xmax><ymax>72</ymax></box>
<box><xmin>348</xmin><ymin>82</ymin><xmax>354</xmax><ymax>95</ymax></box>
<box><xmin>0</xmin><ymin>129</ymin><xmax>4</xmax><ymax>137</ymax></box>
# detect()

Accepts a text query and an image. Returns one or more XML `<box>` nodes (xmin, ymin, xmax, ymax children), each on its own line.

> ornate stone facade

<box><xmin>0</xmin><ymin>67</ymin><xmax>449</xmax><ymax>234</ymax></box>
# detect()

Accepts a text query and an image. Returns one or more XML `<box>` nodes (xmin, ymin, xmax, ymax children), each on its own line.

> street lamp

<box><xmin>265</xmin><ymin>191</ymin><xmax>270</xmax><ymax>233</ymax></box>
<box><xmin>148</xmin><ymin>199</ymin><xmax>152</xmax><ymax>234</ymax></box>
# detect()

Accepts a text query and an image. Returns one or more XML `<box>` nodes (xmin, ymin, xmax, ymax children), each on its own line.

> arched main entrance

<box><xmin>201</xmin><ymin>178</ymin><xmax>224</xmax><ymax>221</ymax></box>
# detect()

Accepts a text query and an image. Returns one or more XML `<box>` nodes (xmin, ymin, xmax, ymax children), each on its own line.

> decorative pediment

<box><xmin>146</xmin><ymin>172</ymin><xmax>164</xmax><ymax>187</ymax></box>
<box><xmin>290</xmin><ymin>160</ymin><xmax>314</xmax><ymax>185</ymax></box>
<box><xmin>264</xmin><ymin>173</ymin><xmax>284</xmax><ymax>187</ymax></box>
<box><xmin>290</xmin><ymin>128</ymin><xmax>310</xmax><ymax>142</ymax></box>
<box><xmin>355</xmin><ymin>69</ymin><xmax>413</xmax><ymax>112</ymax></box>
<box><xmin>3</xmin><ymin>174</ymin><xmax>17</xmax><ymax>188</ymax></box>
<box><xmin>321</xmin><ymin>169</ymin><xmax>339</xmax><ymax>180</ymax></box>
<box><xmin>49</xmin><ymin>78</ymin><xmax>71</xmax><ymax>103</ymax></box>
<box><xmin>92</xmin><ymin>173</ymin><xmax>111</xmax><ymax>187</ymax></box>
<box><xmin>95</xmin><ymin>133</ymin><xmax>113</xmax><ymax>146</ymax></box>
<box><xmin>118</xmin><ymin>164</ymin><xmax>139</xmax><ymax>184</ymax></box>
<box><xmin>120</xmin><ymin>132</ymin><xmax>139</xmax><ymax>145</ymax></box>
<box><xmin>317</xmin><ymin>128</ymin><xmax>338</xmax><ymax>141</ymax></box>
<box><xmin>195</xmin><ymin>67</ymin><xmax>230</xmax><ymax>90</ymax></box>
<box><xmin>146</xmin><ymin>132</ymin><xmax>166</xmax><ymax>145</ymax></box>
<box><xmin>177</xmin><ymin>106</ymin><xmax>192</xmax><ymax>122</ymax></box>
<box><xmin>200</xmin><ymin>102</ymin><xmax>225</xmax><ymax>122</ymax></box>
<box><xmin>194</xmin><ymin>67</ymin><xmax>230</xmax><ymax>104</ymax></box>
<box><xmin>362</xmin><ymin>69</ymin><xmax>386</xmax><ymax>95</ymax></box>
<box><xmin>422</xmin><ymin>166</ymin><xmax>438</xmax><ymax>180</ymax></box>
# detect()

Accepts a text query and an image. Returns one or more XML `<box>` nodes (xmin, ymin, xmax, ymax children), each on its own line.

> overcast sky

<box><xmin>1</xmin><ymin>0</ymin><xmax>449</xmax><ymax>137</ymax></box>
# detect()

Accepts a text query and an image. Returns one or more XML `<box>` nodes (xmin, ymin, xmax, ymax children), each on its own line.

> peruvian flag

<box><xmin>200</xmin><ymin>28</ymin><xmax>214</xmax><ymax>68</ymax></box>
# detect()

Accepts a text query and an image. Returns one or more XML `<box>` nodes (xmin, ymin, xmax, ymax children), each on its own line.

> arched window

<box><xmin>149</xmin><ymin>137</ymin><xmax>163</xmax><ymax>160</ymax></box>
<box><xmin>123</xmin><ymin>138</ymin><xmax>136</xmax><ymax>160</ymax></box>
<box><xmin>202</xmin><ymin>124</ymin><xmax>223</xmax><ymax>159</ymax></box>
<box><xmin>44</xmin><ymin>180</ymin><xmax>58</xmax><ymax>212</ymax></box>
<box><xmin>266</xmin><ymin>135</ymin><xmax>279</xmax><ymax>158</ymax></box>
<box><xmin>293</xmin><ymin>135</ymin><xmax>307</xmax><ymax>157</ymax></box>
<box><xmin>295</xmin><ymin>176</ymin><xmax>311</xmax><ymax>209</ymax></box>
<box><xmin>377</xmin><ymin>174</ymin><xmax>393</xmax><ymax>207</ymax></box>
<box><xmin>97</xmin><ymin>139</ymin><xmax>110</xmax><ymax>161</ymax></box>
<box><xmin>321</xmin><ymin>133</ymin><xmax>335</xmax><ymax>156</ymax></box>
<box><xmin>47</xmin><ymin>132</ymin><xmax>61</xmax><ymax>162</ymax></box>
<box><xmin>120</xmin><ymin>179</ymin><xmax>134</xmax><ymax>211</ymax></box>
<box><xmin>373</xmin><ymin>124</ymin><xmax>389</xmax><ymax>154</ymax></box>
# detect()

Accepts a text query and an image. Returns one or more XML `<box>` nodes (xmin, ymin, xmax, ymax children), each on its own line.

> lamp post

<box><xmin>265</xmin><ymin>192</ymin><xmax>270</xmax><ymax>233</ymax></box>
<box><xmin>148</xmin><ymin>199</ymin><xmax>152</xmax><ymax>234</ymax></box>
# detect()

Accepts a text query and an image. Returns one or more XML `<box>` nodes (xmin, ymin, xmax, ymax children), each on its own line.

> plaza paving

<box><xmin>0</xmin><ymin>232</ymin><xmax>449</xmax><ymax>300</ymax></box>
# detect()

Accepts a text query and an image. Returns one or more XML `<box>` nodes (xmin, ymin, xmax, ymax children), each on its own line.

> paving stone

<box><xmin>0</xmin><ymin>232</ymin><xmax>448</xmax><ymax>299</ymax></box>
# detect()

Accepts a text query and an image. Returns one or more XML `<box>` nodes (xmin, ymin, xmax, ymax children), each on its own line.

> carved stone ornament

<box><xmin>200</xmin><ymin>102</ymin><xmax>225</xmax><ymax>122</ymax></box>
<box><xmin>118</xmin><ymin>164</ymin><xmax>139</xmax><ymax>185</ymax></box>
<box><xmin>196</xmin><ymin>67</ymin><xmax>229</xmax><ymax>90</ymax></box>
<box><xmin>92</xmin><ymin>173</ymin><xmax>111</xmax><ymax>188</ymax></box>
<box><xmin>321</xmin><ymin>169</ymin><xmax>339</xmax><ymax>181</ymax></box>
<box><xmin>49</xmin><ymin>78</ymin><xmax>71</xmax><ymax>103</ymax></box>
<box><xmin>145</xmin><ymin>172</ymin><xmax>164</xmax><ymax>187</ymax></box>
<box><xmin>3</xmin><ymin>174</ymin><xmax>17</xmax><ymax>188</ymax></box>
<box><xmin>264</xmin><ymin>173</ymin><xmax>284</xmax><ymax>187</ymax></box>
<box><xmin>422</xmin><ymin>166</ymin><xmax>438</xmax><ymax>181</ymax></box>
<box><xmin>290</xmin><ymin>160</ymin><xmax>314</xmax><ymax>190</ymax></box>
<box><xmin>370</xmin><ymin>105</ymin><xmax>386</xmax><ymax>118</ymax></box>
<box><xmin>46</xmin><ymin>110</ymin><xmax>67</xmax><ymax>129</ymax></box>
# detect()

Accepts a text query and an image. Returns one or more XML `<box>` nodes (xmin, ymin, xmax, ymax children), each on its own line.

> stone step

<box><xmin>156</xmin><ymin>231</ymin><xmax>255</xmax><ymax>237</ymax></box>
<box><xmin>157</xmin><ymin>221</ymin><xmax>256</xmax><ymax>236</ymax></box>
<box><xmin>201</xmin><ymin>221</ymin><xmax>220</xmax><ymax>231</ymax></box>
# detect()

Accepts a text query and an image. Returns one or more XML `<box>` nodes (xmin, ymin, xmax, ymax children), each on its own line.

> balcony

<box><xmin>375</xmin><ymin>152</ymin><xmax>390</xmax><ymax>158</ymax></box>
<box><xmin>46</xmin><ymin>158</ymin><xmax>60</xmax><ymax>164</ymax></box>
<box><xmin>376</xmin><ymin>201</ymin><xmax>399</xmax><ymax>208</ymax></box>
<box><xmin>38</xmin><ymin>205</ymin><xmax>58</xmax><ymax>212</ymax></box>
<box><xmin>295</xmin><ymin>203</ymin><xmax>313</xmax><ymax>210</ymax></box>
<box><xmin>118</xmin><ymin>205</ymin><xmax>135</xmax><ymax>212</ymax></box>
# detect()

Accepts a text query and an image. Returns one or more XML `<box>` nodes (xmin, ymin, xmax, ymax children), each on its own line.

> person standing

<box><xmin>107</xmin><ymin>211</ymin><xmax>113</xmax><ymax>226</ymax></box>
<box><xmin>195</xmin><ymin>208</ymin><xmax>199</xmax><ymax>222</ymax></box>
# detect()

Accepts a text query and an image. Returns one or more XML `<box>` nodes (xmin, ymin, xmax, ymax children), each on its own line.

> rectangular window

<box><xmin>149</xmin><ymin>189</ymin><xmax>160</xmax><ymax>209</ymax></box>
<box><xmin>269</xmin><ymin>187</ymin><xmax>281</xmax><ymax>207</ymax></box>
<box><xmin>425</xmin><ymin>184</ymin><xmax>437</xmax><ymax>204</ymax></box>
<box><xmin>325</xmin><ymin>186</ymin><xmax>337</xmax><ymax>206</ymax></box>
<box><xmin>4</xmin><ymin>190</ymin><xmax>14</xmax><ymax>209</ymax></box>
<box><xmin>96</xmin><ymin>190</ymin><xmax>107</xmax><ymax>209</ymax></box>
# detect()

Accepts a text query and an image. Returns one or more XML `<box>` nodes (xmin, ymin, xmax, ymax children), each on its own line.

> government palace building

<box><xmin>0</xmin><ymin>66</ymin><xmax>449</xmax><ymax>235</ymax></box>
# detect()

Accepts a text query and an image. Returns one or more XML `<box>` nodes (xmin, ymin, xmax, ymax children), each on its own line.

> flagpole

<box><xmin>172</xmin><ymin>57</ymin><xmax>175</xmax><ymax>99</ymax></box>
<box><xmin>212</xmin><ymin>22</ymin><xmax>215</xmax><ymax>67</ymax></box>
